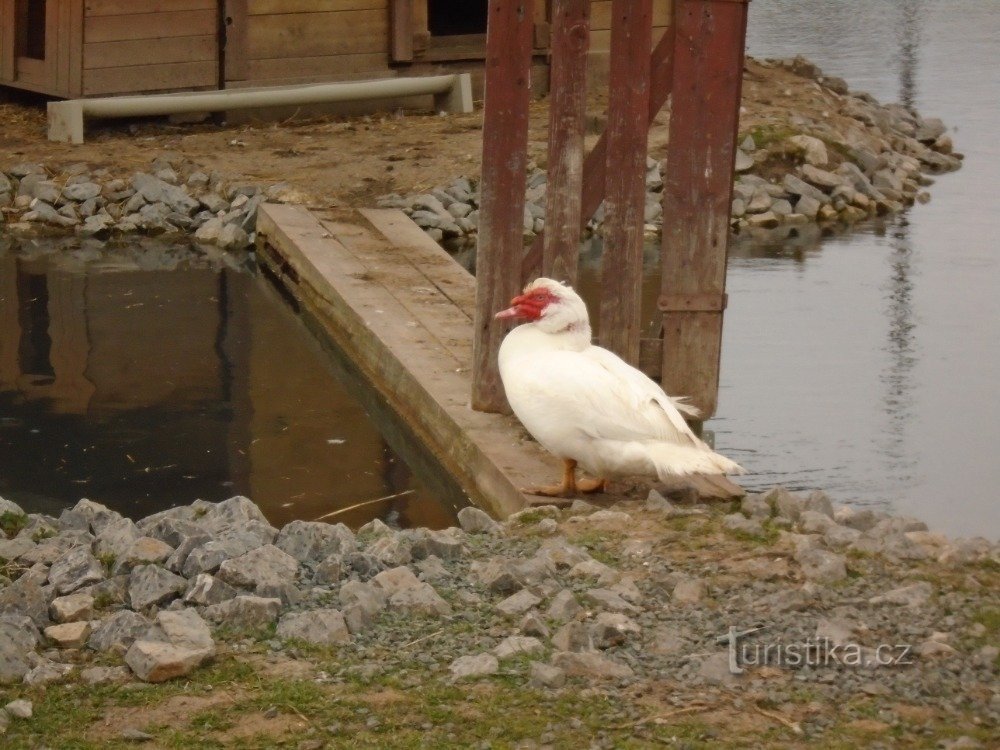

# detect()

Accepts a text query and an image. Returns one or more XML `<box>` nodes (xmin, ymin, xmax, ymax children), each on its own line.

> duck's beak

<box><xmin>495</xmin><ymin>294</ymin><xmax>526</xmax><ymax>320</ymax></box>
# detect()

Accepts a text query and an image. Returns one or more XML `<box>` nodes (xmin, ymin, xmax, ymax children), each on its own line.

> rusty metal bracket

<box><xmin>657</xmin><ymin>292</ymin><xmax>728</xmax><ymax>313</ymax></box>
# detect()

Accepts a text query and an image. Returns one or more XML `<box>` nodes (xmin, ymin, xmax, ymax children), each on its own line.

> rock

<box><xmin>49</xmin><ymin>592</ymin><xmax>95</xmax><ymax>623</ymax></box>
<box><xmin>202</xmin><ymin>595</ymin><xmax>281</xmax><ymax>630</ymax></box>
<box><xmin>217</xmin><ymin>544</ymin><xmax>298</xmax><ymax>597</ymax></box>
<box><xmin>125</xmin><ymin>639</ymin><xmax>211</xmax><ymax>683</ymax></box>
<box><xmin>389</xmin><ymin>583</ymin><xmax>451</xmax><ymax>617</ymax></box>
<box><xmin>80</xmin><ymin>665</ymin><xmax>131</xmax><ymax>685</ymax></box>
<box><xmin>88</xmin><ymin>610</ymin><xmax>151</xmax><ymax>654</ymax></box>
<box><xmin>741</xmin><ymin>493</ymin><xmax>773</xmax><ymax>520</ymax></box>
<box><xmin>797</xmin><ymin>510</ymin><xmax>836</xmax><ymax>534</ymax></box>
<box><xmin>0</xmin><ymin>619</ymin><xmax>35</xmax><ymax>684</ymax></box>
<box><xmin>277</xmin><ymin>609</ymin><xmax>350</xmax><ymax>646</ymax></box>
<box><xmin>217</xmin><ymin>222</ymin><xmax>250</xmax><ymax>250</ymax></box>
<box><xmin>131</xmin><ymin>173</ymin><xmax>199</xmax><ymax>215</ymax></box>
<box><xmin>128</xmin><ymin>565</ymin><xmax>187</xmax><ymax>610</ymax></box>
<box><xmin>591</xmin><ymin>612</ymin><xmax>640</xmax><ymax>649</ymax></box>
<box><xmin>5</xmin><ymin>699</ymin><xmax>32</xmax><ymax>719</ymax></box>
<box><xmin>529</xmin><ymin>661</ymin><xmax>566</xmax><ymax>688</ymax></box>
<box><xmin>917</xmin><ymin>638</ymin><xmax>958</xmax><ymax>658</ymax></box>
<box><xmin>782</xmin><ymin>174</ymin><xmax>828</xmax><ymax>204</ymax></box>
<box><xmin>551</xmin><ymin>651</ymin><xmax>633</xmax><ymax>679</ymax></box>
<box><xmin>823</xmin><ymin>524</ymin><xmax>861</xmax><ymax>549</ymax></box>
<box><xmin>800</xmin><ymin>164</ymin><xmax>843</xmax><ymax>190</ymax></box>
<box><xmin>181</xmin><ymin>537</ymin><xmax>251</xmax><ymax>578</ymax></box>
<box><xmin>44</xmin><ymin>621</ymin><xmax>92</xmax><ymax>648</ymax></box>
<box><xmin>584</xmin><ymin>588</ymin><xmax>638</xmax><ymax>613</ymax></box>
<box><xmin>194</xmin><ymin>217</ymin><xmax>224</xmax><ymax>243</ymax></box>
<box><xmin>672</xmin><ymin>577</ymin><xmax>707</xmax><ymax>605</ymax></box>
<box><xmin>365</xmin><ymin>534</ymin><xmax>413</xmax><ymax>566</ymax></box>
<box><xmin>63</xmin><ymin>182</ymin><xmax>102</xmax><ymax>202</ymax></box>
<box><xmin>802</xmin><ymin>490</ymin><xmax>834</xmax><ymax>518</ymax></box>
<box><xmin>796</xmin><ymin>548</ymin><xmax>847</xmax><ymax>583</ymax></box>
<box><xmin>94</xmin><ymin>516</ymin><xmax>142</xmax><ymax>559</ymax></box>
<box><xmin>734</xmin><ymin>150</ymin><xmax>754</xmax><ymax>172</ymax></box>
<box><xmin>787</xmin><ymin>135</ymin><xmax>829</xmax><ymax>166</ymax></box>
<box><xmin>764</xmin><ymin>487</ymin><xmax>803</xmax><ymax>521</ymax></box>
<box><xmin>313</xmin><ymin>553</ymin><xmax>345</xmax><ymax>585</ymax></box>
<box><xmin>339</xmin><ymin>581</ymin><xmax>387</xmax><ymax>633</ymax></box>
<box><xmin>697</xmin><ymin>652</ymin><xmax>742</xmax><ymax>686</ymax></box>
<box><xmin>494</xmin><ymin>635</ymin><xmax>544</xmax><ymax>660</ymax></box>
<box><xmin>496</xmin><ymin>588</ymin><xmax>542</xmax><ymax>618</ymax></box>
<box><xmin>552</xmin><ymin>621</ymin><xmax>594</xmax><ymax>653</ymax></box>
<box><xmin>723</xmin><ymin>513</ymin><xmax>764</xmax><ymax>536</ymax></box>
<box><xmin>276</xmin><ymin>521</ymin><xmax>355</xmax><ymax>564</ymax></box>
<box><xmin>868</xmin><ymin>581</ymin><xmax>933</xmax><ymax>607</ymax></box>
<box><xmin>547</xmin><ymin>589</ymin><xmax>584</xmax><ymax>622</ymax></box>
<box><xmin>457</xmin><ymin>507</ymin><xmax>501</xmax><ymax>535</ymax></box>
<box><xmin>112</xmin><ymin>536</ymin><xmax>174</xmax><ymax>575</ymax></box>
<box><xmin>48</xmin><ymin>546</ymin><xmax>105</xmax><ymax>595</ymax></box>
<box><xmin>520</xmin><ymin>611</ymin><xmax>550</xmax><ymax>638</ymax></box>
<box><xmin>470</xmin><ymin>557</ymin><xmax>526</xmax><ymax>594</ymax></box>
<box><xmin>183</xmin><ymin>573</ymin><xmax>237</xmax><ymax>606</ymax></box>
<box><xmin>371</xmin><ymin>565</ymin><xmax>421</xmax><ymax>596</ymax></box>
<box><xmin>449</xmin><ymin>653</ymin><xmax>499</xmax><ymax>681</ymax></box>
<box><xmin>569</xmin><ymin>559</ymin><xmax>620</xmax><ymax>585</ymax></box>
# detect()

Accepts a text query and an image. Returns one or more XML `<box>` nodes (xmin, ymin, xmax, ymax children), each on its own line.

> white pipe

<box><xmin>48</xmin><ymin>73</ymin><xmax>473</xmax><ymax>144</ymax></box>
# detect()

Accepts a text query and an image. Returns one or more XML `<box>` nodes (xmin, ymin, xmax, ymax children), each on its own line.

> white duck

<box><xmin>496</xmin><ymin>277</ymin><xmax>744</xmax><ymax>496</ymax></box>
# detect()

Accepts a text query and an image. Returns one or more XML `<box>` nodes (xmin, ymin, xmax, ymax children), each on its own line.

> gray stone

<box><xmin>277</xmin><ymin>609</ymin><xmax>350</xmax><ymax>646</ymax></box>
<box><xmin>313</xmin><ymin>553</ymin><xmax>345</xmax><ymax>585</ymax></box>
<box><xmin>202</xmin><ymin>595</ymin><xmax>281</xmax><ymax>630</ymax></box>
<box><xmin>49</xmin><ymin>592</ymin><xmax>95</xmax><ymax>623</ymax></box>
<box><xmin>112</xmin><ymin>536</ymin><xmax>174</xmax><ymax>576</ymax></box>
<box><xmin>275</xmin><ymin>520</ymin><xmax>356</xmax><ymax>564</ymax></box>
<box><xmin>0</xmin><ymin>617</ymin><xmax>36</xmax><ymax>684</ymax></box>
<box><xmin>697</xmin><ymin>652</ymin><xmax>742</xmax><ymax>686</ymax></box>
<box><xmin>125</xmin><ymin>639</ymin><xmax>211</xmax><ymax>683</ymax></box>
<box><xmin>796</xmin><ymin>548</ymin><xmax>847</xmax><ymax>584</ymax></box>
<box><xmin>63</xmin><ymin>182</ymin><xmax>102</xmax><ymax>202</ymax></box>
<box><xmin>551</xmin><ymin>651</ymin><xmax>633</xmax><ymax>679</ymax></box>
<box><xmin>164</xmin><ymin>532</ymin><xmax>213</xmax><ymax>574</ymax></box>
<box><xmin>552</xmin><ymin>621</ymin><xmax>594</xmax><ymax>653</ymax></box>
<box><xmin>797</xmin><ymin>510</ymin><xmax>836</xmax><ymax>534</ymax></box>
<box><xmin>372</xmin><ymin>565</ymin><xmax>421</xmax><ymax>596</ymax></box>
<box><xmin>470</xmin><ymin>557</ymin><xmax>525</xmax><ymax>594</ymax></box>
<box><xmin>449</xmin><ymin>653</ymin><xmax>499</xmax><ymax>681</ymax></box>
<box><xmin>217</xmin><ymin>222</ymin><xmax>250</xmax><ymax>250</ymax></box>
<box><xmin>216</xmin><ymin>544</ymin><xmax>298</xmax><ymax>597</ymax></box>
<box><xmin>787</xmin><ymin>135</ymin><xmax>828</xmax><ymax>166</ymax></box>
<box><xmin>547</xmin><ymin>589</ymin><xmax>583</xmax><ymax>622</ymax></box>
<box><xmin>183</xmin><ymin>573</ymin><xmax>237</xmax><ymax>607</ymax></box>
<box><xmin>88</xmin><ymin>610</ymin><xmax>151</xmax><ymax>654</ymax></box>
<box><xmin>91</xmin><ymin>517</ymin><xmax>142</xmax><ymax>561</ymax></box>
<box><xmin>200</xmin><ymin>192</ymin><xmax>229</xmax><ymax>213</ymax></box>
<box><xmin>194</xmin><ymin>217</ymin><xmax>224</xmax><ymax>243</ymax></box>
<box><xmin>569</xmin><ymin>559</ymin><xmax>620</xmax><ymax>585</ymax></box>
<box><xmin>131</xmin><ymin>173</ymin><xmax>199</xmax><ymax>215</ymax></box>
<box><xmin>494</xmin><ymin>635</ymin><xmax>544</xmax><ymax>660</ymax></box>
<box><xmin>80</xmin><ymin>665</ymin><xmax>131</xmax><ymax>685</ymax></box>
<box><xmin>339</xmin><ymin>580</ymin><xmax>387</xmax><ymax>633</ymax></box>
<box><xmin>44</xmin><ymin>620</ymin><xmax>91</xmax><ymax>648</ymax></box>
<box><xmin>590</xmin><ymin>612</ymin><xmax>640</xmax><ymax>649</ymax></box>
<box><xmin>800</xmin><ymin>164</ymin><xmax>844</xmax><ymax>190</ymax></box>
<box><xmin>722</xmin><ymin>513</ymin><xmax>764</xmax><ymax>536</ymax></box>
<box><xmin>584</xmin><ymin>588</ymin><xmax>638</xmax><ymax>613</ymax></box>
<box><xmin>457</xmin><ymin>507</ymin><xmax>501</xmax><ymax>535</ymax></box>
<box><xmin>5</xmin><ymin>699</ymin><xmax>32</xmax><ymax>719</ymax></box>
<box><xmin>72</xmin><ymin>498</ymin><xmax>124</xmax><ymax>535</ymax></box>
<box><xmin>740</xmin><ymin>493</ymin><xmax>772</xmax><ymax>520</ymax></box>
<box><xmin>868</xmin><ymin>581</ymin><xmax>933</xmax><ymax>607</ymax></box>
<box><xmin>181</xmin><ymin>536</ymin><xmax>252</xmax><ymax>578</ymax></box>
<box><xmin>529</xmin><ymin>661</ymin><xmax>566</xmax><ymax>689</ymax></box>
<box><xmin>496</xmin><ymin>588</ymin><xmax>542</xmax><ymax>618</ymax></box>
<box><xmin>365</xmin><ymin>534</ymin><xmax>413</xmax><ymax>566</ymax></box>
<box><xmin>141</xmin><ymin>607</ymin><xmax>212</xmax><ymax>654</ymax></box>
<box><xmin>389</xmin><ymin>583</ymin><xmax>451</xmax><ymax>617</ymax></box>
<box><xmin>764</xmin><ymin>487</ymin><xmax>803</xmax><ymax>521</ymax></box>
<box><xmin>782</xmin><ymin>174</ymin><xmax>828</xmax><ymax>204</ymax></box>
<box><xmin>672</xmin><ymin>577</ymin><xmax>706</xmax><ymax>605</ymax></box>
<box><xmin>48</xmin><ymin>546</ymin><xmax>105</xmax><ymax>595</ymax></box>
<box><xmin>128</xmin><ymin>565</ymin><xmax>187</xmax><ymax>610</ymax></box>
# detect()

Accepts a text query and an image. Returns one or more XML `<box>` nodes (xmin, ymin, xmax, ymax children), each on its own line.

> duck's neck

<box><xmin>532</xmin><ymin>318</ymin><xmax>592</xmax><ymax>351</ymax></box>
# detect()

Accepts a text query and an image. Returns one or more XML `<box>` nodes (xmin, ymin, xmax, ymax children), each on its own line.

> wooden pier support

<box><xmin>472</xmin><ymin>0</ymin><xmax>535</xmax><ymax>413</ymax></box>
<box><xmin>599</xmin><ymin>0</ymin><xmax>653</xmax><ymax>364</ymax></box>
<box><xmin>659</xmin><ymin>0</ymin><xmax>749</xmax><ymax>417</ymax></box>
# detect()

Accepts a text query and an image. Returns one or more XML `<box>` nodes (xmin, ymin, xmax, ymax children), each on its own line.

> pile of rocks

<box><xmin>379</xmin><ymin>56</ymin><xmax>961</xmax><ymax>244</ymax></box>
<box><xmin>0</xmin><ymin>157</ymin><xmax>306</xmax><ymax>252</ymax></box>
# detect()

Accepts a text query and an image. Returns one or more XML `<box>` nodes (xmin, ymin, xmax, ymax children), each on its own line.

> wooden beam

<box><xmin>224</xmin><ymin>0</ymin><xmax>249</xmax><ymax>83</ymax></box>
<box><xmin>389</xmin><ymin>0</ymin><xmax>414</xmax><ymax>62</ymax></box>
<box><xmin>541</xmin><ymin>0</ymin><xmax>590</xmax><ymax>283</ymax></box>
<box><xmin>521</xmin><ymin>24</ymin><xmax>675</xmax><ymax>282</ymax></box>
<box><xmin>660</xmin><ymin>0</ymin><xmax>749</xmax><ymax>416</ymax></box>
<box><xmin>599</xmin><ymin>0</ymin><xmax>652</xmax><ymax>364</ymax></box>
<box><xmin>472</xmin><ymin>0</ymin><xmax>535</xmax><ymax>413</ymax></box>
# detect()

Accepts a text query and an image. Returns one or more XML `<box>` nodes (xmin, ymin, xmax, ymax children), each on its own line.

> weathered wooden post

<box><xmin>541</xmin><ymin>0</ymin><xmax>591</xmax><ymax>284</ymax></box>
<box><xmin>659</xmin><ymin>0</ymin><xmax>749</xmax><ymax>417</ymax></box>
<box><xmin>472</xmin><ymin>0</ymin><xmax>535</xmax><ymax>413</ymax></box>
<box><xmin>599</xmin><ymin>0</ymin><xmax>653</xmax><ymax>364</ymax></box>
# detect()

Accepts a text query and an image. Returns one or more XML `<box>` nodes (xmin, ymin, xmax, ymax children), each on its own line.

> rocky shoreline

<box><xmin>1</xmin><ymin>489</ymin><xmax>996</xmax><ymax>746</ymax></box>
<box><xmin>0</xmin><ymin>57</ymin><xmax>962</xmax><ymax>258</ymax></box>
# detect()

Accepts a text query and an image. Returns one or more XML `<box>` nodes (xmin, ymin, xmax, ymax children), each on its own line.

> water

<box><xmin>590</xmin><ymin>0</ymin><xmax>999</xmax><ymax>538</ymax></box>
<box><xmin>0</xmin><ymin>240</ymin><xmax>461</xmax><ymax>529</ymax></box>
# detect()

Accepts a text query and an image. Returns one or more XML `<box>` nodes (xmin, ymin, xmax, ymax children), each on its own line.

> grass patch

<box><xmin>1</xmin><ymin>511</ymin><xmax>28</xmax><ymax>538</ymax></box>
<box><xmin>742</xmin><ymin>124</ymin><xmax>799</xmax><ymax>150</ymax></box>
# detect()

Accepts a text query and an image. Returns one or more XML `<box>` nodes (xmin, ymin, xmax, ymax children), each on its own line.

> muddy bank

<box><xmin>1</xmin><ymin>488</ymin><xmax>996</xmax><ymax>747</ymax></box>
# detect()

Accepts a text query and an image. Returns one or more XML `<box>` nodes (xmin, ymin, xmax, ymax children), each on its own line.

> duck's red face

<box><xmin>495</xmin><ymin>287</ymin><xmax>559</xmax><ymax>321</ymax></box>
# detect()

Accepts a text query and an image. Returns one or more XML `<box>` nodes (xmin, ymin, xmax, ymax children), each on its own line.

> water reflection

<box><xmin>0</xmin><ymin>240</ymin><xmax>458</xmax><ymax>529</ymax></box>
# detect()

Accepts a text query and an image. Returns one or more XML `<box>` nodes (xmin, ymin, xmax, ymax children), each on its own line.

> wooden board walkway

<box><xmin>256</xmin><ymin>203</ymin><xmax>560</xmax><ymax>519</ymax></box>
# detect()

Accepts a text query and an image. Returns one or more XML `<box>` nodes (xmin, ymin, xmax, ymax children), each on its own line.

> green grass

<box><xmin>0</xmin><ymin>511</ymin><xmax>28</xmax><ymax>539</ymax></box>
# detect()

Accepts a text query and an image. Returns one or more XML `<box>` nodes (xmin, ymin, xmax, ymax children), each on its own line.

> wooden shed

<box><xmin>0</xmin><ymin>1</ymin><xmax>671</xmax><ymax>100</ymax></box>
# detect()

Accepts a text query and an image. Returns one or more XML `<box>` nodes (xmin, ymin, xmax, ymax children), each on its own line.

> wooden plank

<box><xmin>256</xmin><ymin>203</ymin><xmax>557</xmax><ymax>519</ymax></box>
<box><xmin>473</xmin><ymin>0</ymin><xmax>535</xmax><ymax>413</ymax></box>
<box><xmin>84</xmin><ymin>0</ymin><xmax>214</xmax><ymax>16</ymax></box>
<box><xmin>0</xmin><ymin>0</ymin><xmax>14</xmax><ymax>82</ymax></box>
<box><xmin>248</xmin><ymin>0</ymin><xmax>384</xmax><ymax>14</ymax></box>
<box><xmin>55</xmin><ymin>0</ymin><xmax>69</xmax><ymax>94</ymax></box>
<box><xmin>599</xmin><ymin>0</ymin><xmax>652</xmax><ymax>364</ymax></box>
<box><xmin>224</xmin><ymin>0</ymin><xmax>248</xmax><ymax>82</ymax></box>
<box><xmin>591</xmin><ymin>0</ymin><xmax>670</xmax><ymax>30</ymax></box>
<box><xmin>247</xmin><ymin>9</ymin><xmax>387</xmax><ymax>59</ymax></box>
<box><xmin>85</xmin><ymin>35</ymin><xmax>216</xmax><ymax>69</ymax></box>
<box><xmin>541</xmin><ymin>0</ymin><xmax>590</xmax><ymax>284</ymax></box>
<box><xmin>84</xmin><ymin>10</ymin><xmax>217</xmax><ymax>44</ymax></box>
<box><xmin>83</xmin><ymin>60</ymin><xmax>217</xmax><ymax>95</ymax></box>
<box><xmin>243</xmin><ymin>53</ymin><xmax>391</xmax><ymax>84</ymax></box>
<box><xmin>660</xmin><ymin>0</ymin><xmax>748</xmax><ymax>416</ymax></box>
<box><xmin>521</xmin><ymin>24</ymin><xmax>675</xmax><ymax>282</ymax></box>
<box><xmin>69</xmin><ymin>0</ymin><xmax>84</xmax><ymax>96</ymax></box>
<box><xmin>389</xmin><ymin>0</ymin><xmax>413</xmax><ymax>62</ymax></box>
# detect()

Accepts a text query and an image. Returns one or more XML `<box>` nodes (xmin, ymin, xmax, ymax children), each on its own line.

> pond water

<box><xmin>0</xmin><ymin>239</ymin><xmax>462</xmax><ymax>529</ymax></box>
<box><xmin>577</xmin><ymin>0</ymin><xmax>998</xmax><ymax>538</ymax></box>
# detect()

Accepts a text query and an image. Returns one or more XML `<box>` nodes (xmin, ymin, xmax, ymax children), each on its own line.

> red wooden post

<box><xmin>599</xmin><ymin>0</ymin><xmax>652</xmax><ymax>364</ymax></box>
<box><xmin>472</xmin><ymin>0</ymin><xmax>535</xmax><ymax>413</ymax></box>
<box><xmin>522</xmin><ymin>26</ymin><xmax>676</xmax><ymax>283</ymax></box>
<box><xmin>542</xmin><ymin>0</ymin><xmax>591</xmax><ymax>284</ymax></box>
<box><xmin>659</xmin><ymin>0</ymin><xmax>749</xmax><ymax>417</ymax></box>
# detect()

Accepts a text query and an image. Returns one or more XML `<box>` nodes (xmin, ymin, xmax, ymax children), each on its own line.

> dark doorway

<box><xmin>428</xmin><ymin>0</ymin><xmax>488</xmax><ymax>37</ymax></box>
<box><xmin>15</xmin><ymin>0</ymin><xmax>47</xmax><ymax>60</ymax></box>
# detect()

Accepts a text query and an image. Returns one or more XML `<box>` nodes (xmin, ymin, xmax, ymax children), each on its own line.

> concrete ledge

<box><xmin>48</xmin><ymin>74</ymin><xmax>474</xmax><ymax>144</ymax></box>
